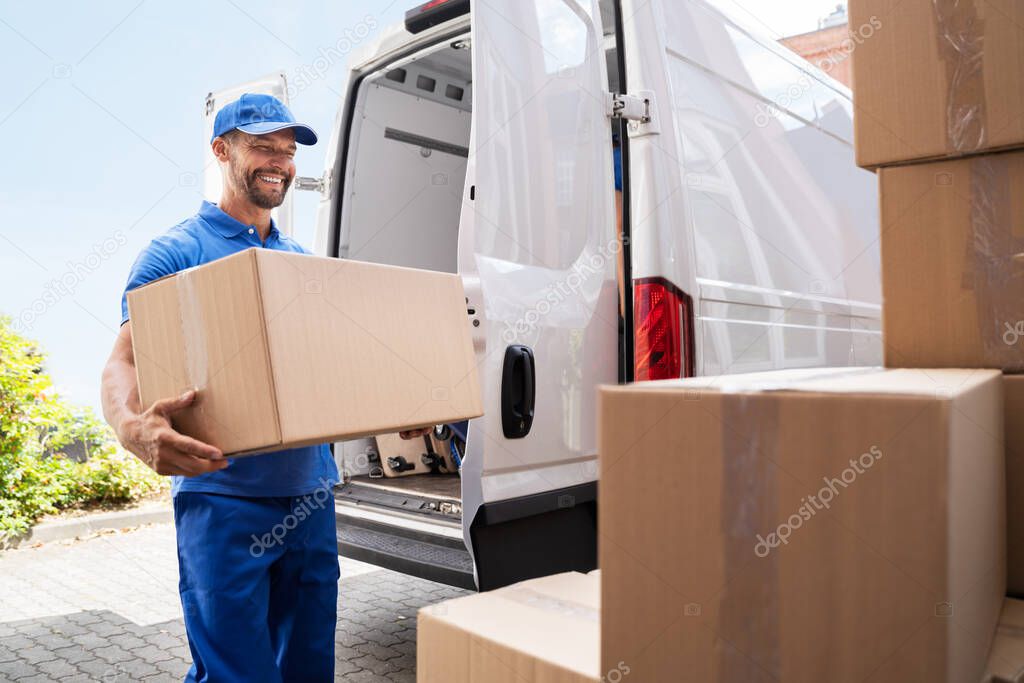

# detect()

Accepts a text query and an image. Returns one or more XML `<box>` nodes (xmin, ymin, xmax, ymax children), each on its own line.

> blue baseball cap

<box><xmin>211</xmin><ymin>93</ymin><xmax>318</xmax><ymax>145</ymax></box>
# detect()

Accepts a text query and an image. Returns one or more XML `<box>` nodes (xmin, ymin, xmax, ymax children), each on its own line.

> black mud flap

<box><xmin>469</xmin><ymin>481</ymin><xmax>597</xmax><ymax>591</ymax></box>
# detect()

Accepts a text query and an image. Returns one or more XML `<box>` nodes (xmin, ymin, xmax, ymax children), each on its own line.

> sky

<box><xmin>0</xmin><ymin>0</ymin><xmax>843</xmax><ymax>413</ymax></box>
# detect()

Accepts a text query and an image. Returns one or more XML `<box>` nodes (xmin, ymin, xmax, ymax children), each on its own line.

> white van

<box><xmin>203</xmin><ymin>0</ymin><xmax>882</xmax><ymax>591</ymax></box>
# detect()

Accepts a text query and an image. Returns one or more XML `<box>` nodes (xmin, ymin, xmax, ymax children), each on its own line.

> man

<box><xmin>101</xmin><ymin>93</ymin><xmax>428</xmax><ymax>682</ymax></box>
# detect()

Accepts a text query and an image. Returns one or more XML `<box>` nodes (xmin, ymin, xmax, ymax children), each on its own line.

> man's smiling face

<box><xmin>223</xmin><ymin>129</ymin><xmax>297</xmax><ymax>209</ymax></box>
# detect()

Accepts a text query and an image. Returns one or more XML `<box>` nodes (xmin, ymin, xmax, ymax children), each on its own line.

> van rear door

<box><xmin>202</xmin><ymin>72</ymin><xmax>296</xmax><ymax>236</ymax></box>
<box><xmin>461</xmin><ymin>0</ymin><xmax>618</xmax><ymax>589</ymax></box>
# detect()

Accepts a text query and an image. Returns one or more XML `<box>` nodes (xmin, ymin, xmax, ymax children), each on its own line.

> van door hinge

<box><xmin>605</xmin><ymin>91</ymin><xmax>660</xmax><ymax>136</ymax></box>
<box><xmin>294</xmin><ymin>172</ymin><xmax>328</xmax><ymax>195</ymax></box>
<box><xmin>606</xmin><ymin>92</ymin><xmax>649</xmax><ymax>122</ymax></box>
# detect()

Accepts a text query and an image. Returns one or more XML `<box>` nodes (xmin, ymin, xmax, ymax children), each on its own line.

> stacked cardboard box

<box><xmin>983</xmin><ymin>598</ymin><xmax>1024</xmax><ymax>683</ymax></box>
<box><xmin>849</xmin><ymin>0</ymin><xmax>1024</xmax><ymax>170</ymax></box>
<box><xmin>1008</xmin><ymin>377</ymin><xmax>1024</xmax><ymax>596</ymax></box>
<box><xmin>417</xmin><ymin>570</ymin><xmax>601</xmax><ymax>682</ymax></box>
<box><xmin>849</xmin><ymin>0</ymin><xmax>1024</xmax><ymax>675</ymax></box>
<box><xmin>847</xmin><ymin>0</ymin><xmax>1024</xmax><ymax>370</ymax></box>
<box><xmin>877</xmin><ymin>152</ymin><xmax>1024</xmax><ymax>371</ymax></box>
<box><xmin>599</xmin><ymin>368</ymin><xmax>1005</xmax><ymax>682</ymax></box>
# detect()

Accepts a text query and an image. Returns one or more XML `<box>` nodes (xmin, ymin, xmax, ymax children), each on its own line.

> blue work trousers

<box><xmin>173</xmin><ymin>491</ymin><xmax>339</xmax><ymax>682</ymax></box>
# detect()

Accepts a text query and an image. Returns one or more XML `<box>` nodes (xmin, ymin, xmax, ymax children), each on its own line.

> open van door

<box><xmin>202</xmin><ymin>72</ymin><xmax>296</xmax><ymax>236</ymax></box>
<box><xmin>460</xmin><ymin>0</ymin><xmax>618</xmax><ymax>589</ymax></box>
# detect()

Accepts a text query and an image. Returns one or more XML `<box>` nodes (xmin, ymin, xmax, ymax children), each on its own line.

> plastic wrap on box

<box><xmin>967</xmin><ymin>155</ymin><xmax>1024</xmax><ymax>362</ymax></box>
<box><xmin>933</xmin><ymin>0</ymin><xmax>987</xmax><ymax>154</ymax></box>
<box><xmin>880</xmin><ymin>150</ymin><xmax>1024</xmax><ymax>370</ymax></box>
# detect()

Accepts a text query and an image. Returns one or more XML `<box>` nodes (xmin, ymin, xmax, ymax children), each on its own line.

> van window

<box><xmin>537</xmin><ymin>0</ymin><xmax>589</xmax><ymax>73</ymax></box>
<box><xmin>665</xmin><ymin>32</ymin><xmax>876</xmax><ymax>302</ymax></box>
<box><xmin>471</xmin><ymin>0</ymin><xmax>605</xmax><ymax>270</ymax></box>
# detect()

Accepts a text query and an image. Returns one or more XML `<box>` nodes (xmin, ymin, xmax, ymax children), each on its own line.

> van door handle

<box><xmin>501</xmin><ymin>345</ymin><xmax>535</xmax><ymax>439</ymax></box>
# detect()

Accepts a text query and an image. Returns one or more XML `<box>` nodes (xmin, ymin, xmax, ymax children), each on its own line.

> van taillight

<box><xmin>633</xmin><ymin>277</ymin><xmax>695</xmax><ymax>381</ymax></box>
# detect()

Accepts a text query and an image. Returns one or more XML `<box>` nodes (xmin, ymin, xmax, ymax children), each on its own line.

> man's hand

<box><xmin>102</xmin><ymin>323</ymin><xmax>226</xmax><ymax>478</ymax></box>
<box><xmin>119</xmin><ymin>390</ymin><xmax>228</xmax><ymax>477</ymax></box>
<box><xmin>399</xmin><ymin>427</ymin><xmax>432</xmax><ymax>440</ymax></box>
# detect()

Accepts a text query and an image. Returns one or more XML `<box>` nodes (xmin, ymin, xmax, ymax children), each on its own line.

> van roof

<box><xmin>349</xmin><ymin>12</ymin><xmax>470</xmax><ymax>75</ymax></box>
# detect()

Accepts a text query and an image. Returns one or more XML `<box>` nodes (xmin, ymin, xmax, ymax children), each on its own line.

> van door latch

<box><xmin>606</xmin><ymin>91</ymin><xmax>660</xmax><ymax>136</ymax></box>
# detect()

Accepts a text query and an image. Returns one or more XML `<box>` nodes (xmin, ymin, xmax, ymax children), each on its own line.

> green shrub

<box><xmin>0</xmin><ymin>316</ymin><xmax>166</xmax><ymax>539</ymax></box>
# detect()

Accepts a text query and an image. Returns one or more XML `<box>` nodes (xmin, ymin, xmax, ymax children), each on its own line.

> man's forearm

<box><xmin>101</xmin><ymin>357</ymin><xmax>142</xmax><ymax>445</ymax></box>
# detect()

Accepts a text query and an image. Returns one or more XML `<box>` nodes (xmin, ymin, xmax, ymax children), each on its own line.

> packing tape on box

<box><xmin>718</xmin><ymin>392</ymin><xmax>781</xmax><ymax>679</ymax></box>
<box><xmin>965</xmin><ymin>154</ymin><xmax>1024</xmax><ymax>369</ymax></box>
<box><xmin>175</xmin><ymin>267</ymin><xmax>208</xmax><ymax>392</ymax></box>
<box><xmin>501</xmin><ymin>584</ymin><xmax>599</xmax><ymax>623</ymax></box>
<box><xmin>933</xmin><ymin>0</ymin><xmax>987</xmax><ymax>154</ymax></box>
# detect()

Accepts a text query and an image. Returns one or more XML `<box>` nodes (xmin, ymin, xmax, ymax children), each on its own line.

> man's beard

<box><xmin>234</xmin><ymin>166</ymin><xmax>292</xmax><ymax>210</ymax></box>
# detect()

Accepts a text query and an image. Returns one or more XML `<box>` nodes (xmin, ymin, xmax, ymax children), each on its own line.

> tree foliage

<box><xmin>0</xmin><ymin>316</ymin><xmax>165</xmax><ymax>539</ymax></box>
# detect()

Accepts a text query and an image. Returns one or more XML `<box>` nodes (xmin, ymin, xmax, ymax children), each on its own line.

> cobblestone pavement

<box><xmin>0</xmin><ymin>522</ymin><xmax>470</xmax><ymax>682</ymax></box>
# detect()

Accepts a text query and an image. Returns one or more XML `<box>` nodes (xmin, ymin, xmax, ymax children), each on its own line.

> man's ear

<box><xmin>211</xmin><ymin>136</ymin><xmax>231</xmax><ymax>163</ymax></box>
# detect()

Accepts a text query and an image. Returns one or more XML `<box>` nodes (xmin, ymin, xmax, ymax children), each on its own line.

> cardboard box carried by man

<box><xmin>127</xmin><ymin>246</ymin><xmax>482</xmax><ymax>456</ymax></box>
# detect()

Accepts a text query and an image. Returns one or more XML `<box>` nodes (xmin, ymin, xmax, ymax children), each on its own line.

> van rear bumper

<box><xmin>334</xmin><ymin>480</ymin><xmax>598</xmax><ymax>591</ymax></box>
<box><xmin>335</xmin><ymin>503</ymin><xmax>476</xmax><ymax>590</ymax></box>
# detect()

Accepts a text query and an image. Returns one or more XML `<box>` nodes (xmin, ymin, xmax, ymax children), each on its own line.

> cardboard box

<box><xmin>127</xmin><ymin>248</ymin><xmax>482</xmax><ymax>455</ymax></box>
<box><xmin>981</xmin><ymin>598</ymin><xmax>1024</xmax><ymax>683</ymax></box>
<box><xmin>600</xmin><ymin>368</ymin><xmax>1005</xmax><ymax>683</ymax></box>
<box><xmin>417</xmin><ymin>571</ymin><xmax>601</xmax><ymax>683</ymax></box>
<box><xmin>1007</xmin><ymin>376</ymin><xmax>1024</xmax><ymax>597</ymax></box>
<box><xmin>880</xmin><ymin>150</ymin><xmax>1024</xmax><ymax>371</ymax></box>
<box><xmin>849</xmin><ymin>0</ymin><xmax>1024</xmax><ymax>169</ymax></box>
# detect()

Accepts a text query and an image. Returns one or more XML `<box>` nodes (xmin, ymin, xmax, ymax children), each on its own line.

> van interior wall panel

<box><xmin>343</xmin><ymin>83</ymin><xmax>470</xmax><ymax>273</ymax></box>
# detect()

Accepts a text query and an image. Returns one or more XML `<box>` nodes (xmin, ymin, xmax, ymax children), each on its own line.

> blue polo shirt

<box><xmin>121</xmin><ymin>201</ymin><xmax>340</xmax><ymax>498</ymax></box>
<box><xmin>613</xmin><ymin>146</ymin><xmax>623</xmax><ymax>192</ymax></box>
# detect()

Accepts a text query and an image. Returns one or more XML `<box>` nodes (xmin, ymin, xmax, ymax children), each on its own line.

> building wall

<box><xmin>780</xmin><ymin>24</ymin><xmax>852</xmax><ymax>89</ymax></box>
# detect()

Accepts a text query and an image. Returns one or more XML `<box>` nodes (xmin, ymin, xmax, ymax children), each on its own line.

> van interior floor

<box><xmin>342</xmin><ymin>473</ymin><xmax>460</xmax><ymax>501</ymax></box>
<box><xmin>336</xmin><ymin>473</ymin><xmax>463</xmax><ymax>523</ymax></box>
